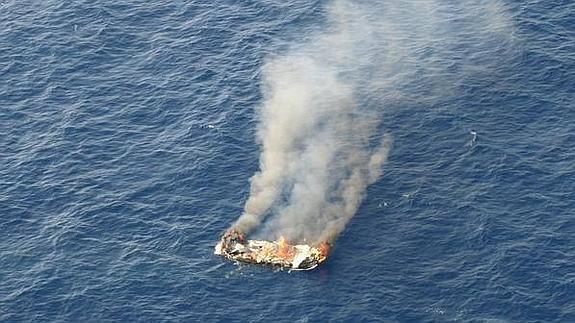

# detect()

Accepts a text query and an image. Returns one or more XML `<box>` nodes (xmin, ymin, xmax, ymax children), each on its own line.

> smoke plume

<box><xmin>231</xmin><ymin>0</ymin><xmax>515</xmax><ymax>244</ymax></box>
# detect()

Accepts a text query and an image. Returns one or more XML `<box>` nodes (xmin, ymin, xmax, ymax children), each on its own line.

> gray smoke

<box><xmin>232</xmin><ymin>0</ymin><xmax>515</xmax><ymax>244</ymax></box>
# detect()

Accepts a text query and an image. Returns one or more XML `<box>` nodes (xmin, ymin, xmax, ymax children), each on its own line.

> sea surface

<box><xmin>1</xmin><ymin>0</ymin><xmax>574</xmax><ymax>322</ymax></box>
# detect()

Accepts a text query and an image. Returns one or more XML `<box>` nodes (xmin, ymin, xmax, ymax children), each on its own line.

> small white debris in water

<box><xmin>465</xmin><ymin>130</ymin><xmax>478</xmax><ymax>147</ymax></box>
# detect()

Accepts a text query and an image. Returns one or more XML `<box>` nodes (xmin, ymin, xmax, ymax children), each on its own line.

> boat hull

<box><xmin>214</xmin><ymin>230</ymin><xmax>327</xmax><ymax>270</ymax></box>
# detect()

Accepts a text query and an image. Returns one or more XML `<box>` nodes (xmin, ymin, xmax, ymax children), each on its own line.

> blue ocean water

<box><xmin>1</xmin><ymin>0</ymin><xmax>574</xmax><ymax>322</ymax></box>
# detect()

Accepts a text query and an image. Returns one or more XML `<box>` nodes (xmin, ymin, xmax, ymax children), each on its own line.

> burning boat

<box><xmin>214</xmin><ymin>229</ymin><xmax>330</xmax><ymax>270</ymax></box>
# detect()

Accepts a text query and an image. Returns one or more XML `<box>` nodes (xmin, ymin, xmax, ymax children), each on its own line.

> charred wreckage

<box><xmin>214</xmin><ymin>229</ymin><xmax>330</xmax><ymax>270</ymax></box>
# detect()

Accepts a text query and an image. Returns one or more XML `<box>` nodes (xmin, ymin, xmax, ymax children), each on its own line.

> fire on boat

<box><xmin>214</xmin><ymin>229</ymin><xmax>330</xmax><ymax>270</ymax></box>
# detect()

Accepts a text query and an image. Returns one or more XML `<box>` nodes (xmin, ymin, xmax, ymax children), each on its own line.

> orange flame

<box><xmin>276</xmin><ymin>236</ymin><xmax>295</xmax><ymax>260</ymax></box>
<box><xmin>318</xmin><ymin>242</ymin><xmax>330</xmax><ymax>261</ymax></box>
